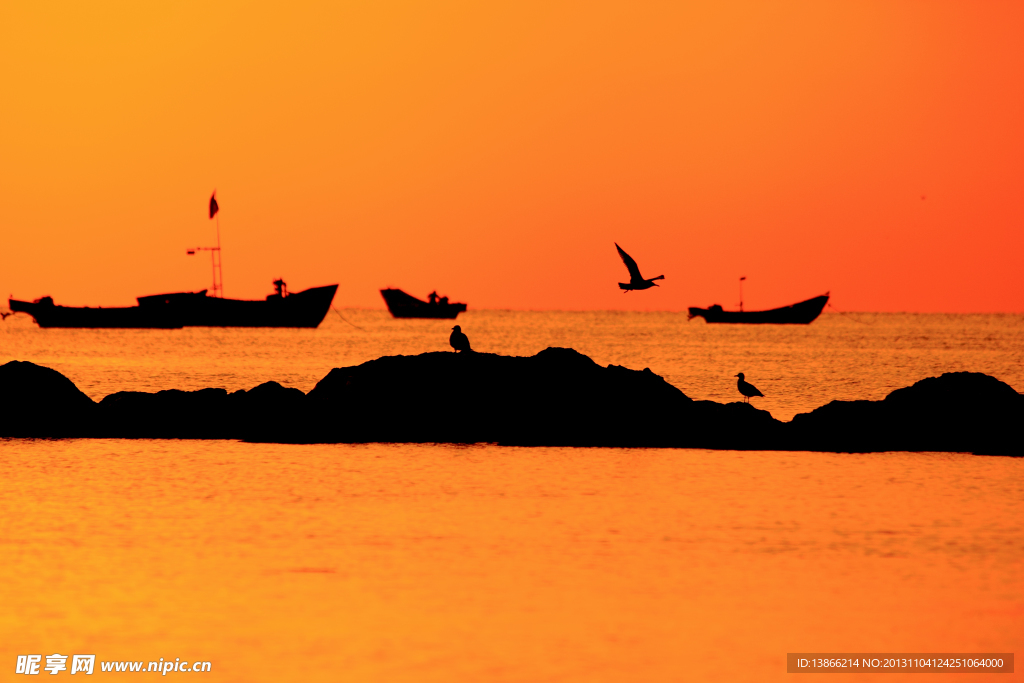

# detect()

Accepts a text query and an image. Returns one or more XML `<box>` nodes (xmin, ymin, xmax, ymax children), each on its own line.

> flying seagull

<box><xmin>450</xmin><ymin>325</ymin><xmax>472</xmax><ymax>353</ymax></box>
<box><xmin>735</xmin><ymin>373</ymin><xmax>764</xmax><ymax>403</ymax></box>
<box><xmin>615</xmin><ymin>243</ymin><xmax>664</xmax><ymax>292</ymax></box>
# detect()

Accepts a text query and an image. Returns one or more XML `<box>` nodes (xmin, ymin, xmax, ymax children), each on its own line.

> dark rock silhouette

<box><xmin>0</xmin><ymin>360</ymin><xmax>96</xmax><ymax>436</ymax></box>
<box><xmin>790</xmin><ymin>372</ymin><xmax>1023</xmax><ymax>455</ymax></box>
<box><xmin>100</xmin><ymin>388</ymin><xmax>233</xmax><ymax>438</ymax></box>
<box><xmin>98</xmin><ymin>382</ymin><xmax>306</xmax><ymax>440</ymax></box>
<box><xmin>301</xmin><ymin>348</ymin><xmax>693</xmax><ymax>445</ymax></box>
<box><xmin>0</xmin><ymin>355</ymin><xmax>1019</xmax><ymax>455</ymax></box>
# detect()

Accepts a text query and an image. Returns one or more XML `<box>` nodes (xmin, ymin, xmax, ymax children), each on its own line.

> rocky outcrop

<box><xmin>0</xmin><ymin>353</ymin><xmax>1019</xmax><ymax>455</ymax></box>
<box><xmin>0</xmin><ymin>360</ymin><xmax>96</xmax><ymax>436</ymax></box>
<box><xmin>789</xmin><ymin>372</ymin><xmax>1023</xmax><ymax>455</ymax></box>
<box><xmin>300</xmin><ymin>347</ymin><xmax>699</xmax><ymax>445</ymax></box>
<box><xmin>97</xmin><ymin>382</ymin><xmax>307</xmax><ymax>439</ymax></box>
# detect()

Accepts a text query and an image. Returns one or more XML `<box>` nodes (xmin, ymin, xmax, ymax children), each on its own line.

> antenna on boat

<box><xmin>739</xmin><ymin>276</ymin><xmax>746</xmax><ymax>312</ymax></box>
<box><xmin>186</xmin><ymin>191</ymin><xmax>225</xmax><ymax>298</ymax></box>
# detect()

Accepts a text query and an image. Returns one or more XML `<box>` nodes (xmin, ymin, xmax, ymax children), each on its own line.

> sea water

<box><xmin>1</xmin><ymin>311</ymin><xmax>1022</xmax><ymax>681</ymax></box>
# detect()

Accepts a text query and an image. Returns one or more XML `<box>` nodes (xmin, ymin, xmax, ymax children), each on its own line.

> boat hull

<box><xmin>8</xmin><ymin>297</ymin><xmax>184</xmax><ymax>328</ymax></box>
<box><xmin>10</xmin><ymin>285</ymin><xmax>338</xmax><ymax>329</ymax></box>
<box><xmin>381</xmin><ymin>288</ymin><xmax>467</xmax><ymax>319</ymax></box>
<box><xmin>688</xmin><ymin>294</ymin><xmax>829</xmax><ymax>324</ymax></box>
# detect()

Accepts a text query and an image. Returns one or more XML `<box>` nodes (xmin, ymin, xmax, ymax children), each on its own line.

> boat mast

<box><xmin>739</xmin><ymin>276</ymin><xmax>745</xmax><ymax>312</ymax></box>
<box><xmin>187</xmin><ymin>233</ymin><xmax>223</xmax><ymax>297</ymax></box>
<box><xmin>213</xmin><ymin>212</ymin><xmax>223</xmax><ymax>298</ymax></box>
<box><xmin>186</xmin><ymin>192</ymin><xmax>224</xmax><ymax>298</ymax></box>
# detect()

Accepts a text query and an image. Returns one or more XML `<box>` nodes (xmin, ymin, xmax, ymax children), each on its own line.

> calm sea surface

<box><xmin>1</xmin><ymin>311</ymin><xmax>1022</xmax><ymax>681</ymax></box>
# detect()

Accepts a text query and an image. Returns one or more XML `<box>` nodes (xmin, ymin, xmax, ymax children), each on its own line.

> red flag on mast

<box><xmin>209</xmin><ymin>191</ymin><xmax>219</xmax><ymax>219</ymax></box>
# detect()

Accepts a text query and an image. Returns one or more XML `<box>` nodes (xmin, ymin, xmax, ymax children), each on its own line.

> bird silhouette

<box><xmin>450</xmin><ymin>325</ymin><xmax>472</xmax><ymax>353</ymax></box>
<box><xmin>0</xmin><ymin>311</ymin><xmax>11</xmax><ymax>321</ymax></box>
<box><xmin>615</xmin><ymin>243</ymin><xmax>664</xmax><ymax>292</ymax></box>
<box><xmin>735</xmin><ymin>373</ymin><xmax>764</xmax><ymax>403</ymax></box>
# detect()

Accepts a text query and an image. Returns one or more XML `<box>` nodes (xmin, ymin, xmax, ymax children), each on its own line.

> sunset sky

<box><xmin>1</xmin><ymin>1</ymin><xmax>1021</xmax><ymax>312</ymax></box>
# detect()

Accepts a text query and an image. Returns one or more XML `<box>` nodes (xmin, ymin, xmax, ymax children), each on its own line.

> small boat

<box><xmin>688</xmin><ymin>293</ymin><xmax>829</xmax><ymax>324</ymax></box>
<box><xmin>380</xmin><ymin>288</ymin><xmax>467</xmax><ymax>319</ymax></box>
<box><xmin>10</xmin><ymin>279</ymin><xmax>338</xmax><ymax>329</ymax></box>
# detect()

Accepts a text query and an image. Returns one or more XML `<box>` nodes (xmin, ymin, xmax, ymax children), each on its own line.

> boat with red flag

<box><xmin>688</xmin><ymin>293</ymin><xmax>829</xmax><ymax>324</ymax></box>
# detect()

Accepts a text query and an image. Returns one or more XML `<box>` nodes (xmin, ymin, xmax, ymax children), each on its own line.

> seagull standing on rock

<box><xmin>615</xmin><ymin>243</ymin><xmax>665</xmax><ymax>292</ymax></box>
<box><xmin>450</xmin><ymin>325</ymin><xmax>472</xmax><ymax>353</ymax></box>
<box><xmin>735</xmin><ymin>373</ymin><xmax>764</xmax><ymax>403</ymax></box>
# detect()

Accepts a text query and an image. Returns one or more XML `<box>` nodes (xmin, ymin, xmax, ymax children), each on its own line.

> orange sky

<box><xmin>1</xmin><ymin>1</ymin><xmax>1022</xmax><ymax>312</ymax></box>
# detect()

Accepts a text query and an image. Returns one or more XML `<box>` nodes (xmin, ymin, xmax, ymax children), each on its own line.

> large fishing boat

<box><xmin>688</xmin><ymin>293</ymin><xmax>829</xmax><ymax>324</ymax></box>
<box><xmin>380</xmin><ymin>288</ymin><xmax>467</xmax><ymax>319</ymax></box>
<box><xmin>10</xmin><ymin>280</ymin><xmax>338</xmax><ymax>329</ymax></box>
<box><xmin>9</xmin><ymin>193</ymin><xmax>338</xmax><ymax>328</ymax></box>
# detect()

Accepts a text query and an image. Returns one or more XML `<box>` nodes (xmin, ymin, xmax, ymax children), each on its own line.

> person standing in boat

<box><xmin>428</xmin><ymin>291</ymin><xmax>439</xmax><ymax>305</ymax></box>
